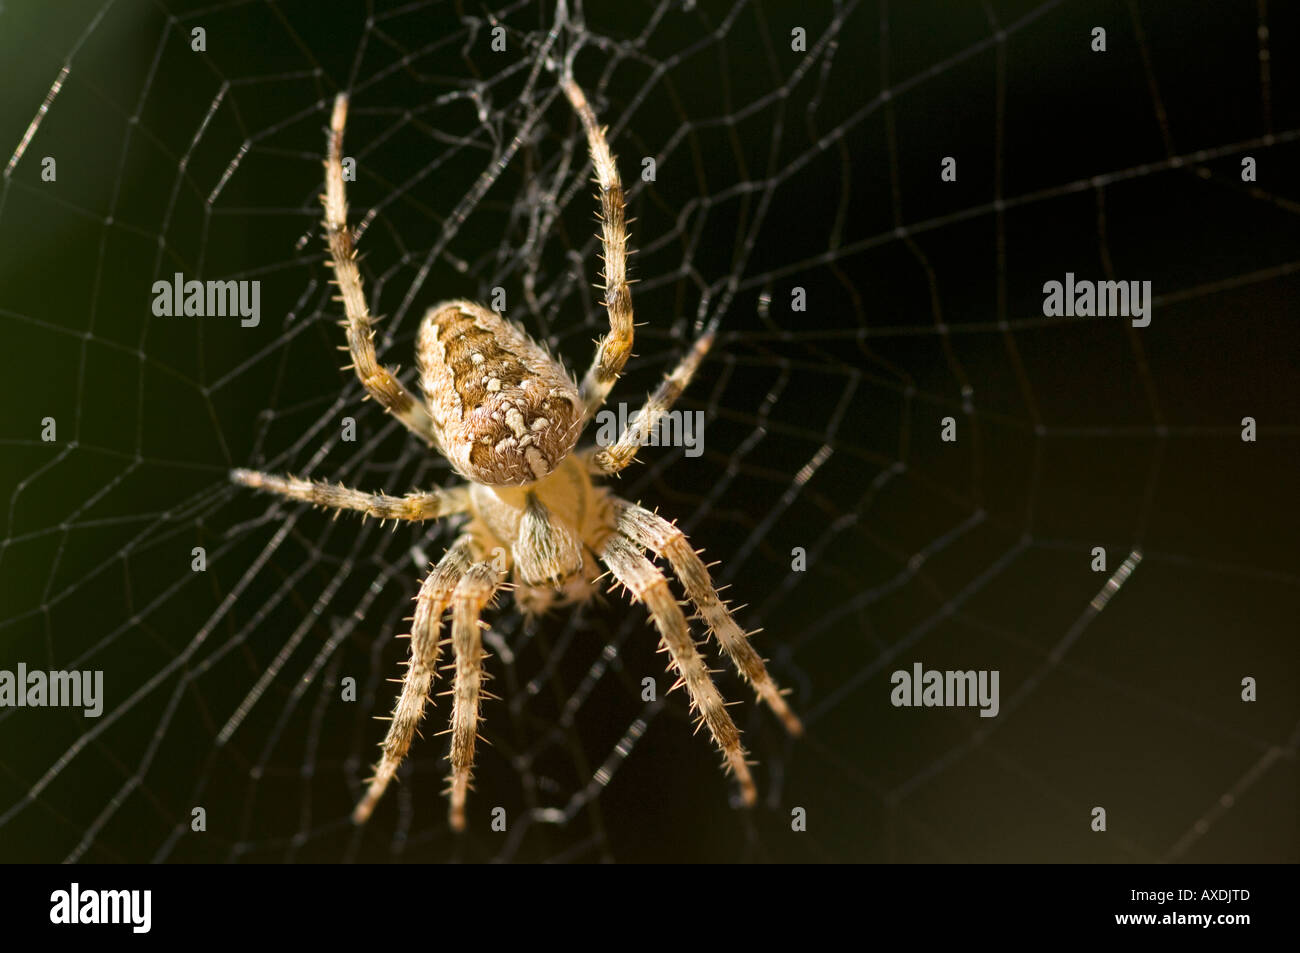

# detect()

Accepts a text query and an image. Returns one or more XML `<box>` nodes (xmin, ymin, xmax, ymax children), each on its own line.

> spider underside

<box><xmin>232</xmin><ymin>78</ymin><xmax>802</xmax><ymax>831</ymax></box>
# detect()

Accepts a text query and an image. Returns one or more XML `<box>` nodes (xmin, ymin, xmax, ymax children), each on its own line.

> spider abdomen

<box><xmin>418</xmin><ymin>300</ymin><xmax>582</xmax><ymax>486</ymax></box>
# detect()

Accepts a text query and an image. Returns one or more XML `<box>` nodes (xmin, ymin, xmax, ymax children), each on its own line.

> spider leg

<box><xmin>352</xmin><ymin>536</ymin><xmax>474</xmax><ymax>824</ymax></box>
<box><xmin>231</xmin><ymin>469</ymin><xmax>469</xmax><ymax>522</ymax></box>
<box><xmin>562</xmin><ymin>78</ymin><xmax>634</xmax><ymax>423</ymax></box>
<box><xmin>600</xmin><ymin>534</ymin><xmax>757</xmax><ymax>805</ymax></box>
<box><xmin>445</xmin><ymin>560</ymin><xmax>504</xmax><ymax>831</ymax></box>
<box><xmin>324</xmin><ymin>93</ymin><xmax>441</xmax><ymax>449</ymax></box>
<box><xmin>610</xmin><ymin>499</ymin><xmax>803</xmax><ymax>735</ymax></box>
<box><xmin>587</xmin><ymin>330</ymin><xmax>713</xmax><ymax>476</ymax></box>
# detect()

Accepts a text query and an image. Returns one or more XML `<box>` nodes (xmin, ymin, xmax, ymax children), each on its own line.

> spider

<box><xmin>232</xmin><ymin>78</ymin><xmax>802</xmax><ymax>831</ymax></box>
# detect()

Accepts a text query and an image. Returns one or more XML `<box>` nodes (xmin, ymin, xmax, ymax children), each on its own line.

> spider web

<box><xmin>1</xmin><ymin>0</ymin><xmax>1297</xmax><ymax>863</ymax></box>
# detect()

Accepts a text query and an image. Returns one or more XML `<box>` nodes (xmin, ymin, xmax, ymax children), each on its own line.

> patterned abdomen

<box><xmin>417</xmin><ymin>300</ymin><xmax>582</xmax><ymax>486</ymax></box>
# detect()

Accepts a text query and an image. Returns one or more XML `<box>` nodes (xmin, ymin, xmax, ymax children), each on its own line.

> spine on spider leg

<box><xmin>318</xmin><ymin>92</ymin><xmax>436</xmax><ymax>446</ymax></box>
<box><xmin>602</xmin><ymin>535</ymin><xmax>758</xmax><ymax>806</ymax></box>
<box><xmin>445</xmin><ymin>563</ymin><xmax>500</xmax><ymax>831</ymax></box>
<box><xmin>591</xmin><ymin>330</ymin><xmax>716</xmax><ymax>475</ymax></box>
<box><xmin>322</xmin><ymin>94</ymin><xmax>371</xmax><ymax>334</ymax></box>
<box><xmin>562</xmin><ymin>78</ymin><xmax>634</xmax><ymax>405</ymax></box>
<box><xmin>592</xmin><ymin>176</ymin><xmax>632</xmax><ymax>391</ymax></box>
<box><xmin>612</xmin><ymin>500</ymin><xmax>805</xmax><ymax>736</ymax></box>
<box><xmin>351</xmin><ymin>541</ymin><xmax>473</xmax><ymax>825</ymax></box>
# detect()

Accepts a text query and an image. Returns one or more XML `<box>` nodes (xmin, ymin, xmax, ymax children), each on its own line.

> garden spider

<box><xmin>232</xmin><ymin>77</ymin><xmax>802</xmax><ymax>831</ymax></box>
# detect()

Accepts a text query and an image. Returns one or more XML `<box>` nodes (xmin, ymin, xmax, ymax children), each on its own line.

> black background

<box><xmin>0</xmin><ymin>0</ymin><xmax>1296</xmax><ymax>864</ymax></box>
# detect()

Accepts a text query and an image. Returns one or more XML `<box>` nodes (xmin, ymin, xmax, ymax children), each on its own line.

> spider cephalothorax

<box><xmin>232</xmin><ymin>77</ymin><xmax>801</xmax><ymax>831</ymax></box>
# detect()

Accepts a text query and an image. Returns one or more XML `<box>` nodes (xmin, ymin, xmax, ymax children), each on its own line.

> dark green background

<box><xmin>0</xmin><ymin>0</ymin><xmax>1296</xmax><ymax>862</ymax></box>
